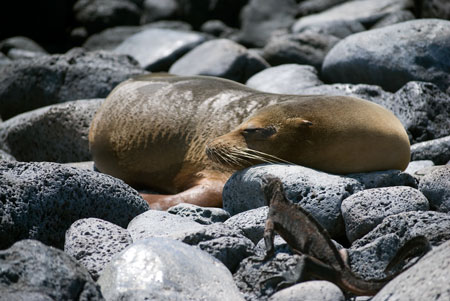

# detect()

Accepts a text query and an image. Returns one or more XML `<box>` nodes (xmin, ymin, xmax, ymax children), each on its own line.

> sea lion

<box><xmin>89</xmin><ymin>75</ymin><xmax>410</xmax><ymax>210</ymax></box>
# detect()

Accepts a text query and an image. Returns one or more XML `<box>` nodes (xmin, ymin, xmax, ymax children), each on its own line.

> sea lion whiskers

<box><xmin>242</xmin><ymin>148</ymin><xmax>294</xmax><ymax>165</ymax></box>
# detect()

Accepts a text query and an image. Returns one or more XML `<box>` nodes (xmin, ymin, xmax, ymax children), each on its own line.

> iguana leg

<box><xmin>264</xmin><ymin>218</ymin><xmax>275</xmax><ymax>259</ymax></box>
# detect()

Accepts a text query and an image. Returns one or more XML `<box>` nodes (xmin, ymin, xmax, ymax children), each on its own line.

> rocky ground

<box><xmin>0</xmin><ymin>0</ymin><xmax>449</xmax><ymax>300</ymax></box>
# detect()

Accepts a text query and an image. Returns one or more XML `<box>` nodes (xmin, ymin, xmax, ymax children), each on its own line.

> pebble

<box><xmin>168</xmin><ymin>203</ymin><xmax>230</xmax><ymax>225</ymax></box>
<box><xmin>418</xmin><ymin>165</ymin><xmax>450</xmax><ymax>212</ymax></box>
<box><xmin>269</xmin><ymin>280</ymin><xmax>345</xmax><ymax>301</ymax></box>
<box><xmin>411</xmin><ymin>135</ymin><xmax>450</xmax><ymax>164</ymax></box>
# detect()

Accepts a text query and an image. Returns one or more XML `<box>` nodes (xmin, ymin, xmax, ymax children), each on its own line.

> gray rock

<box><xmin>0</xmin><ymin>36</ymin><xmax>47</xmax><ymax>54</ymax></box>
<box><xmin>379</xmin><ymin>81</ymin><xmax>450</xmax><ymax>143</ymax></box>
<box><xmin>0</xmin><ymin>98</ymin><xmax>103</xmax><ymax>163</ymax></box>
<box><xmin>418</xmin><ymin>165</ymin><xmax>450</xmax><ymax>212</ymax></box>
<box><xmin>64</xmin><ymin>161</ymin><xmax>95</xmax><ymax>171</ymax></box>
<box><xmin>372</xmin><ymin>239</ymin><xmax>450</xmax><ymax>301</ymax></box>
<box><xmin>168</xmin><ymin>203</ymin><xmax>230</xmax><ymax>224</ymax></box>
<box><xmin>201</xmin><ymin>20</ymin><xmax>236</xmax><ymax>38</ymax></box>
<box><xmin>234</xmin><ymin>253</ymin><xmax>303</xmax><ymax>300</ymax></box>
<box><xmin>0</xmin><ymin>52</ymin><xmax>11</xmax><ymax>66</ymax></box>
<box><xmin>0</xmin><ymin>239</ymin><xmax>103</xmax><ymax>300</ymax></box>
<box><xmin>179</xmin><ymin>223</ymin><xmax>255</xmax><ymax>272</ymax></box>
<box><xmin>114</xmin><ymin>28</ymin><xmax>206</xmax><ymax>71</ymax></box>
<box><xmin>224</xmin><ymin>206</ymin><xmax>269</xmax><ymax>244</ymax></box>
<box><xmin>371</xmin><ymin>10</ymin><xmax>416</xmax><ymax>29</ymax></box>
<box><xmin>292</xmin><ymin>19</ymin><xmax>365</xmax><ymax>39</ymax></box>
<box><xmin>296</xmin><ymin>0</ymin><xmax>348</xmax><ymax>17</ymax></box>
<box><xmin>404</xmin><ymin>160</ymin><xmax>435</xmax><ymax>175</ymax></box>
<box><xmin>5</xmin><ymin>48</ymin><xmax>47</xmax><ymax>60</ymax></box>
<box><xmin>222</xmin><ymin>164</ymin><xmax>363</xmax><ymax>237</ymax></box>
<box><xmin>170</xmin><ymin>39</ymin><xmax>269</xmax><ymax>83</ymax></box>
<box><xmin>127</xmin><ymin>210</ymin><xmax>205</xmax><ymax>242</ymax></box>
<box><xmin>347</xmin><ymin>169</ymin><xmax>417</xmax><ymax>189</ymax></box>
<box><xmin>254</xmin><ymin>235</ymin><xmax>292</xmax><ymax>257</ymax></box>
<box><xmin>269</xmin><ymin>280</ymin><xmax>345</xmax><ymax>301</ymax></box>
<box><xmin>238</xmin><ymin>0</ymin><xmax>298</xmax><ymax>47</ymax></box>
<box><xmin>73</xmin><ymin>0</ymin><xmax>141</xmax><ymax>33</ymax></box>
<box><xmin>97</xmin><ymin>237</ymin><xmax>244</xmax><ymax>300</ymax></box>
<box><xmin>322</xmin><ymin>19</ymin><xmax>450</xmax><ymax>92</ymax></box>
<box><xmin>0</xmin><ymin>48</ymin><xmax>144</xmax><ymax>120</ymax></box>
<box><xmin>246</xmin><ymin>64</ymin><xmax>323</xmax><ymax>94</ymax></box>
<box><xmin>419</xmin><ymin>0</ymin><xmax>450</xmax><ymax>20</ymax></box>
<box><xmin>341</xmin><ymin>186</ymin><xmax>429</xmax><ymax>242</ymax></box>
<box><xmin>411</xmin><ymin>135</ymin><xmax>450</xmax><ymax>164</ymax></box>
<box><xmin>352</xmin><ymin>211</ymin><xmax>450</xmax><ymax>249</ymax></box>
<box><xmin>293</xmin><ymin>0</ymin><xmax>414</xmax><ymax>28</ymax></box>
<box><xmin>0</xmin><ymin>161</ymin><xmax>149</xmax><ymax>249</ymax></box>
<box><xmin>0</xmin><ymin>149</ymin><xmax>15</xmax><ymax>161</ymax></box>
<box><xmin>262</xmin><ymin>32</ymin><xmax>339</xmax><ymax>70</ymax></box>
<box><xmin>64</xmin><ymin>218</ymin><xmax>133</xmax><ymax>280</ymax></box>
<box><xmin>141</xmin><ymin>0</ymin><xmax>178</xmax><ymax>23</ymax></box>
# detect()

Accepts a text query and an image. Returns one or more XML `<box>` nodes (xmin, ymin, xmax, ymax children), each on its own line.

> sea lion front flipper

<box><xmin>140</xmin><ymin>177</ymin><xmax>225</xmax><ymax>210</ymax></box>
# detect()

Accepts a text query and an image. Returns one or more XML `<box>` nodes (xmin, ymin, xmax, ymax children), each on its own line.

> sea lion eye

<box><xmin>242</xmin><ymin>126</ymin><xmax>276</xmax><ymax>138</ymax></box>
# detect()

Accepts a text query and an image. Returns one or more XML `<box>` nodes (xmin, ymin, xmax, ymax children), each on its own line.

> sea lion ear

<box><xmin>287</xmin><ymin>118</ymin><xmax>313</xmax><ymax>127</ymax></box>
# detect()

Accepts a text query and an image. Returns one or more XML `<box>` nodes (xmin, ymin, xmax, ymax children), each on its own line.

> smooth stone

<box><xmin>411</xmin><ymin>135</ymin><xmax>450</xmax><ymax>164</ymax></box>
<box><xmin>127</xmin><ymin>210</ymin><xmax>205</xmax><ymax>242</ymax></box>
<box><xmin>418</xmin><ymin>165</ymin><xmax>450</xmax><ymax>212</ymax></box>
<box><xmin>6</xmin><ymin>48</ymin><xmax>47</xmax><ymax>60</ymax></box>
<box><xmin>370</xmin><ymin>10</ymin><xmax>416</xmax><ymax>29</ymax></box>
<box><xmin>0</xmin><ymin>36</ymin><xmax>47</xmax><ymax>54</ymax></box>
<box><xmin>0</xmin><ymin>161</ymin><xmax>149</xmax><ymax>249</ymax></box>
<box><xmin>296</xmin><ymin>0</ymin><xmax>349</xmax><ymax>17</ymax></box>
<box><xmin>238</xmin><ymin>0</ymin><xmax>298</xmax><ymax>47</ymax></box>
<box><xmin>322</xmin><ymin>19</ymin><xmax>450</xmax><ymax>92</ymax></box>
<box><xmin>64</xmin><ymin>218</ymin><xmax>133</xmax><ymax>280</ymax></box>
<box><xmin>97</xmin><ymin>237</ymin><xmax>244</xmax><ymax>300</ymax></box>
<box><xmin>200</xmin><ymin>20</ymin><xmax>236</xmax><ymax>38</ymax></box>
<box><xmin>224</xmin><ymin>206</ymin><xmax>269</xmax><ymax>244</ymax></box>
<box><xmin>170</xmin><ymin>38</ymin><xmax>269</xmax><ymax>83</ymax></box>
<box><xmin>372</xmin><ymin>239</ymin><xmax>450</xmax><ymax>301</ymax></box>
<box><xmin>347</xmin><ymin>170</ymin><xmax>417</xmax><ymax>189</ymax></box>
<box><xmin>141</xmin><ymin>0</ymin><xmax>178</xmax><ymax>23</ymax></box>
<box><xmin>222</xmin><ymin>164</ymin><xmax>363</xmax><ymax>237</ymax></box>
<box><xmin>0</xmin><ymin>149</ymin><xmax>15</xmax><ymax>161</ymax></box>
<box><xmin>246</xmin><ymin>64</ymin><xmax>323</xmax><ymax>94</ymax></box>
<box><xmin>293</xmin><ymin>0</ymin><xmax>413</xmax><ymax>28</ymax></box>
<box><xmin>0</xmin><ymin>239</ymin><xmax>103</xmax><ymax>300</ymax></box>
<box><xmin>167</xmin><ymin>203</ymin><xmax>230</xmax><ymax>225</ymax></box>
<box><xmin>0</xmin><ymin>48</ymin><xmax>144</xmax><ymax>120</ymax></box>
<box><xmin>352</xmin><ymin>211</ymin><xmax>450</xmax><ymax>249</ymax></box>
<box><xmin>114</xmin><ymin>28</ymin><xmax>206</xmax><ymax>71</ymax></box>
<box><xmin>268</xmin><ymin>280</ymin><xmax>345</xmax><ymax>301</ymax></box>
<box><xmin>0</xmin><ymin>98</ymin><xmax>103</xmax><ymax>163</ymax></box>
<box><xmin>419</xmin><ymin>0</ymin><xmax>450</xmax><ymax>20</ymax></box>
<box><xmin>262</xmin><ymin>32</ymin><xmax>339</xmax><ymax>70</ymax></box>
<box><xmin>404</xmin><ymin>160</ymin><xmax>435</xmax><ymax>175</ymax></box>
<box><xmin>292</xmin><ymin>19</ymin><xmax>365</xmax><ymax>38</ymax></box>
<box><xmin>341</xmin><ymin>186</ymin><xmax>429</xmax><ymax>242</ymax></box>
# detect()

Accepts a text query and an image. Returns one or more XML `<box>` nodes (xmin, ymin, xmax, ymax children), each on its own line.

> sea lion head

<box><xmin>206</xmin><ymin>100</ymin><xmax>314</xmax><ymax>170</ymax></box>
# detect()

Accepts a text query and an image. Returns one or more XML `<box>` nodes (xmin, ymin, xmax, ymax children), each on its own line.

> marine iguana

<box><xmin>262</xmin><ymin>176</ymin><xmax>431</xmax><ymax>296</ymax></box>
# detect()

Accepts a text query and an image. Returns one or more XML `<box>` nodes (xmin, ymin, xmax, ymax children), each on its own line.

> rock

<box><xmin>322</xmin><ymin>19</ymin><xmax>450</xmax><ymax>92</ymax></box>
<box><xmin>418</xmin><ymin>0</ymin><xmax>450</xmax><ymax>20</ymax></box>
<box><xmin>168</xmin><ymin>203</ymin><xmax>230</xmax><ymax>225</ymax></box>
<box><xmin>0</xmin><ymin>98</ymin><xmax>103</xmax><ymax>163</ymax></box>
<box><xmin>238</xmin><ymin>0</ymin><xmax>298</xmax><ymax>47</ymax></box>
<box><xmin>262</xmin><ymin>32</ymin><xmax>339</xmax><ymax>70</ymax></box>
<box><xmin>83</xmin><ymin>22</ymin><xmax>193</xmax><ymax>51</ymax></box>
<box><xmin>170</xmin><ymin>39</ymin><xmax>269</xmax><ymax>83</ymax></box>
<box><xmin>0</xmin><ymin>239</ymin><xmax>103</xmax><ymax>300</ymax></box>
<box><xmin>5</xmin><ymin>48</ymin><xmax>47</xmax><ymax>61</ymax></box>
<box><xmin>380</xmin><ymin>81</ymin><xmax>450</xmax><ymax>143</ymax></box>
<box><xmin>411</xmin><ymin>135</ymin><xmax>450</xmax><ymax>164</ymax></box>
<box><xmin>0</xmin><ymin>149</ymin><xmax>15</xmax><ymax>161</ymax></box>
<box><xmin>254</xmin><ymin>235</ymin><xmax>294</xmax><ymax>257</ymax></box>
<box><xmin>341</xmin><ymin>186</ymin><xmax>429</xmax><ymax>242</ymax></box>
<box><xmin>0</xmin><ymin>48</ymin><xmax>144</xmax><ymax>120</ymax></box>
<box><xmin>0</xmin><ymin>161</ymin><xmax>149</xmax><ymax>249</ymax></box>
<box><xmin>97</xmin><ymin>237</ymin><xmax>244</xmax><ymax>300</ymax></box>
<box><xmin>268</xmin><ymin>280</ymin><xmax>345</xmax><ymax>301</ymax></box>
<box><xmin>0</xmin><ymin>36</ymin><xmax>47</xmax><ymax>54</ymax></box>
<box><xmin>73</xmin><ymin>0</ymin><xmax>141</xmax><ymax>34</ymax></box>
<box><xmin>246</xmin><ymin>64</ymin><xmax>323</xmax><ymax>94</ymax></box>
<box><xmin>114</xmin><ymin>28</ymin><xmax>206</xmax><ymax>71</ymax></box>
<box><xmin>64</xmin><ymin>161</ymin><xmax>95</xmax><ymax>170</ymax></box>
<box><xmin>179</xmin><ymin>223</ymin><xmax>255</xmax><ymax>272</ymax></box>
<box><xmin>234</xmin><ymin>253</ymin><xmax>303</xmax><ymax>300</ymax></box>
<box><xmin>292</xmin><ymin>19</ymin><xmax>365</xmax><ymax>39</ymax></box>
<box><xmin>296</xmin><ymin>0</ymin><xmax>348</xmax><ymax>17</ymax></box>
<box><xmin>293</xmin><ymin>0</ymin><xmax>414</xmax><ymax>29</ymax></box>
<box><xmin>201</xmin><ymin>20</ymin><xmax>236</xmax><ymax>38</ymax></box>
<box><xmin>370</xmin><ymin>10</ymin><xmax>416</xmax><ymax>29</ymax></box>
<box><xmin>64</xmin><ymin>218</ymin><xmax>133</xmax><ymax>280</ymax></box>
<box><xmin>0</xmin><ymin>52</ymin><xmax>11</xmax><ymax>66</ymax></box>
<box><xmin>141</xmin><ymin>0</ymin><xmax>178</xmax><ymax>23</ymax></box>
<box><xmin>372</xmin><ymin>239</ymin><xmax>450</xmax><ymax>301</ymax></box>
<box><xmin>418</xmin><ymin>165</ymin><xmax>450</xmax><ymax>212</ymax></box>
<box><xmin>404</xmin><ymin>160</ymin><xmax>435</xmax><ymax>175</ymax></box>
<box><xmin>222</xmin><ymin>164</ymin><xmax>363</xmax><ymax>237</ymax></box>
<box><xmin>224</xmin><ymin>206</ymin><xmax>269</xmax><ymax>244</ymax></box>
<box><xmin>347</xmin><ymin>169</ymin><xmax>417</xmax><ymax>189</ymax></box>
<box><xmin>352</xmin><ymin>211</ymin><xmax>450</xmax><ymax>249</ymax></box>
<box><xmin>127</xmin><ymin>210</ymin><xmax>205</xmax><ymax>242</ymax></box>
